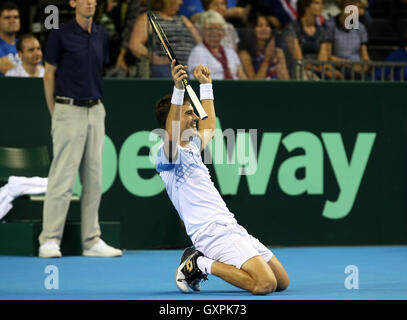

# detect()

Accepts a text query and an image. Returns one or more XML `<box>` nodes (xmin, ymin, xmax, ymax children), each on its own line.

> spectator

<box><xmin>375</xmin><ymin>32</ymin><xmax>407</xmax><ymax>81</ymax></box>
<box><xmin>0</xmin><ymin>2</ymin><xmax>21</xmax><ymax>76</ymax></box>
<box><xmin>99</xmin><ymin>0</ymin><xmax>143</xmax><ymax>77</ymax></box>
<box><xmin>247</xmin><ymin>0</ymin><xmax>299</xmax><ymax>29</ymax></box>
<box><xmin>286</xmin><ymin>0</ymin><xmax>327</xmax><ymax>61</ymax></box>
<box><xmin>200</xmin><ymin>0</ymin><xmax>240</xmax><ymax>51</ymax></box>
<box><xmin>6</xmin><ymin>34</ymin><xmax>44</xmax><ymax>77</ymax></box>
<box><xmin>188</xmin><ymin>10</ymin><xmax>247</xmax><ymax>79</ymax></box>
<box><xmin>128</xmin><ymin>0</ymin><xmax>201</xmax><ymax>78</ymax></box>
<box><xmin>239</xmin><ymin>14</ymin><xmax>289</xmax><ymax>79</ymax></box>
<box><xmin>284</xmin><ymin>0</ymin><xmax>341</xmax><ymax>79</ymax></box>
<box><xmin>321</xmin><ymin>0</ymin><xmax>370</xmax><ymax>79</ymax></box>
<box><xmin>94</xmin><ymin>0</ymin><xmax>128</xmax><ymax>67</ymax></box>
<box><xmin>179</xmin><ymin>0</ymin><xmax>249</xmax><ymax>24</ymax></box>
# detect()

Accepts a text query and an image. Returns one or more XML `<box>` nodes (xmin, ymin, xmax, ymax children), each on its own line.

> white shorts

<box><xmin>194</xmin><ymin>222</ymin><xmax>273</xmax><ymax>269</ymax></box>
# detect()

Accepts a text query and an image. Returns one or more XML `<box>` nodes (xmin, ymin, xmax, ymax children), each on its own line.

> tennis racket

<box><xmin>147</xmin><ymin>10</ymin><xmax>208</xmax><ymax>120</ymax></box>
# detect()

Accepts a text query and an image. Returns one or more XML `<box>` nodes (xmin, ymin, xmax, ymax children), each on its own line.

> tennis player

<box><xmin>154</xmin><ymin>60</ymin><xmax>289</xmax><ymax>295</ymax></box>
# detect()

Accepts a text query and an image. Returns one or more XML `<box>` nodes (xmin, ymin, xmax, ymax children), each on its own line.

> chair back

<box><xmin>0</xmin><ymin>146</ymin><xmax>50</xmax><ymax>183</ymax></box>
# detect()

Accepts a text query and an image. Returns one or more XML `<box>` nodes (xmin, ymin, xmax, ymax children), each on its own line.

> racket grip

<box><xmin>185</xmin><ymin>85</ymin><xmax>208</xmax><ymax>120</ymax></box>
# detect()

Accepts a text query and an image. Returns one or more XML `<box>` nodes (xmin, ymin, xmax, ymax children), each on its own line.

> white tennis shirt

<box><xmin>5</xmin><ymin>63</ymin><xmax>44</xmax><ymax>78</ymax></box>
<box><xmin>156</xmin><ymin>134</ymin><xmax>237</xmax><ymax>243</ymax></box>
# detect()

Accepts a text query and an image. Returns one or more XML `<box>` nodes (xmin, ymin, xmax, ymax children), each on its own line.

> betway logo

<box><xmin>206</xmin><ymin>119</ymin><xmax>376</xmax><ymax>220</ymax></box>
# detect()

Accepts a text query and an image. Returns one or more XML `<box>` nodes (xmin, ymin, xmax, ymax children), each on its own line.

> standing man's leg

<box><xmin>80</xmin><ymin>102</ymin><xmax>122</xmax><ymax>256</ymax></box>
<box><xmin>79</xmin><ymin>103</ymin><xmax>104</xmax><ymax>250</ymax></box>
<box><xmin>39</xmin><ymin>104</ymin><xmax>88</xmax><ymax>254</ymax></box>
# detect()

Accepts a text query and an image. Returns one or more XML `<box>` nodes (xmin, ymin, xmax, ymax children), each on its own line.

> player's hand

<box><xmin>171</xmin><ymin>59</ymin><xmax>187</xmax><ymax>90</ymax></box>
<box><xmin>193</xmin><ymin>65</ymin><xmax>212</xmax><ymax>84</ymax></box>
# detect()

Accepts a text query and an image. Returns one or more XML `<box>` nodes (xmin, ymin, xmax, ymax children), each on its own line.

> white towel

<box><xmin>0</xmin><ymin>176</ymin><xmax>48</xmax><ymax>221</ymax></box>
<box><xmin>0</xmin><ymin>185</ymin><xmax>14</xmax><ymax>220</ymax></box>
<box><xmin>8</xmin><ymin>176</ymin><xmax>48</xmax><ymax>198</ymax></box>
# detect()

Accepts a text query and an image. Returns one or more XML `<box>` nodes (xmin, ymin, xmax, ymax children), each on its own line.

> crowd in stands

<box><xmin>0</xmin><ymin>0</ymin><xmax>406</xmax><ymax>81</ymax></box>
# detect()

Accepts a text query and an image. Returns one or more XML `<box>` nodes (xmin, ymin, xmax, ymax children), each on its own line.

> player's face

<box><xmin>70</xmin><ymin>0</ymin><xmax>97</xmax><ymax>18</ymax></box>
<box><xmin>255</xmin><ymin>16</ymin><xmax>271</xmax><ymax>40</ymax></box>
<box><xmin>209</xmin><ymin>0</ymin><xmax>227</xmax><ymax>16</ymax></box>
<box><xmin>181</xmin><ymin>103</ymin><xmax>199</xmax><ymax>134</ymax></box>
<box><xmin>203</xmin><ymin>23</ymin><xmax>224</xmax><ymax>48</ymax></box>
<box><xmin>0</xmin><ymin>9</ymin><xmax>20</xmax><ymax>34</ymax></box>
<box><xmin>20</xmin><ymin>38</ymin><xmax>43</xmax><ymax>66</ymax></box>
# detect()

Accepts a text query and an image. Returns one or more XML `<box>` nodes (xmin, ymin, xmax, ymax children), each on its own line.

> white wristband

<box><xmin>200</xmin><ymin>83</ymin><xmax>214</xmax><ymax>101</ymax></box>
<box><xmin>171</xmin><ymin>87</ymin><xmax>185</xmax><ymax>106</ymax></box>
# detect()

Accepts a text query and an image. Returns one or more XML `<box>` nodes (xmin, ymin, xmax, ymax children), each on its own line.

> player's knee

<box><xmin>276</xmin><ymin>275</ymin><xmax>290</xmax><ymax>292</ymax></box>
<box><xmin>251</xmin><ymin>277</ymin><xmax>277</xmax><ymax>295</ymax></box>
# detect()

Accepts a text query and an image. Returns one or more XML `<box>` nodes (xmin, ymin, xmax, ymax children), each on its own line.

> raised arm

<box><xmin>164</xmin><ymin>60</ymin><xmax>188</xmax><ymax>161</ymax></box>
<box><xmin>193</xmin><ymin>65</ymin><xmax>216</xmax><ymax>151</ymax></box>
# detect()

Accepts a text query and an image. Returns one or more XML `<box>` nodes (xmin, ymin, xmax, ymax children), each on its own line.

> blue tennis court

<box><xmin>1</xmin><ymin>246</ymin><xmax>406</xmax><ymax>300</ymax></box>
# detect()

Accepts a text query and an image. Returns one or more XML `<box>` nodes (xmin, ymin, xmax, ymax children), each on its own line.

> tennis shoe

<box><xmin>174</xmin><ymin>246</ymin><xmax>208</xmax><ymax>293</ymax></box>
<box><xmin>39</xmin><ymin>240</ymin><xmax>62</xmax><ymax>258</ymax></box>
<box><xmin>83</xmin><ymin>239</ymin><xmax>122</xmax><ymax>257</ymax></box>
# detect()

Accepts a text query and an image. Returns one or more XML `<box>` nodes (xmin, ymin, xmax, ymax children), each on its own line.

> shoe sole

<box><xmin>174</xmin><ymin>250</ymin><xmax>201</xmax><ymax>293</ymax></box>
<box><xmin>82</xmin><ymin>251</ymin><xmax>122</xmax><ymax>257</ymax></box>
<box><xmin>39</xmin><ymin>252</ymin><xmax>61</xmax><ymax>258</ymax></box>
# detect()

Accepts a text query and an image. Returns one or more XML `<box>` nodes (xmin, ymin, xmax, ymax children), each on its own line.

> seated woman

<box><xmin>321</xmin><ymin>0</ymin><xmax>370</xmax><ymax>80</ymax></box>
<box><xmin>128</xmin><ymin>0</ymin><xmax>201</xmax><ymax>78</ymax></box>
<box><xmin>198</xmin><ymin>0</ymin><xmax>242</xmax><ymax>51</ymax></box>
<box><xmin>239</xmin><ymin>14</ymin><xmax>290</xmax><ymax>80</ymax></box>
<box><xmin>284</xmin><ymin>0</ymin><xmax>340</xmax><ymax>79</ymax></box>
<box><xmin>187</xmin><ymin>10</ymin><xmax>247</xmax><ymax>80</ymax></box>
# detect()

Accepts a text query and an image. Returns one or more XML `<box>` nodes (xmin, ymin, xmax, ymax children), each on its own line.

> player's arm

<box><xmin>193</xmin><ymin>65</ymin><xmax>216</xmax><ymax>151</ymax></box>
<box><xmin>43</xmin><ymin>62</ymin><xmax>57</xmax><ymax>116</ymax></box>
<box><xmin>164</xmin><ymin>60</ymin><xmax>188</xmax><ymax>162</ymax></box>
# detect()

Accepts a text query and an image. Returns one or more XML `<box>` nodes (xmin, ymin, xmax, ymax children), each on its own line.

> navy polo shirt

<box><xmin>44</xmin><ymin>18</ymin><xmax>109</xmax><ymax>100</ymax></box>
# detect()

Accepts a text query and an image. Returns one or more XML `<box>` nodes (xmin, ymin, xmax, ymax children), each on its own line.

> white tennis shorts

<box><xmin>194</xmin><ymin>222</ymin><xmax>273</xmax><ymax>269</ymax></box>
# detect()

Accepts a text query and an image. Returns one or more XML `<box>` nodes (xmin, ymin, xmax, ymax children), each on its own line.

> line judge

<box><xmin>39</xmin><ymin>0</ymin><xmax>122</xmax><ymax>258</ymax></box>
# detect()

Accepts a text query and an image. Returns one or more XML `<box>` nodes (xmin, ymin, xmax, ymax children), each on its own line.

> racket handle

<box><xmin>185</xmin><ymin>85</ymin><xmax>208</xmax><ymax>120</ymax></box>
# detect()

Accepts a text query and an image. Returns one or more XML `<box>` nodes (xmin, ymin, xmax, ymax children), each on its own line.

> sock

<box><xmin>197</xmin><ymin>256</ymin><xmax>214</xmax><ymax>275</ymax></box>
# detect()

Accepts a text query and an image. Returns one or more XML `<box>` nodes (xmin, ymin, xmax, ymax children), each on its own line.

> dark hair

<box><xmin>0</xmin><ymin>1</ymin><xmax>19</xmax><ymax>16</ymax></box>
<box><xmin>16</xmin><ymin>34</ymin><xmax>38</xmax><ymax>52</ymax></box>
<box><xmin>239</xmin><ymin>14</ymin><xmax>274</xmax><ymax>57</ymax></box>
<box><xmin>340</xmin><ymin>0</ymin><xmax>361</xmax><ymax>10</ymax></box>
<box><xmin>150</xmin><ymin>0</ymin><xmax>165</xmax><ymax>11</ymax></box>
<box><xmin>154</xmin><ymin>94</ymin><xmax>192</xmax><ymax>129</ymax></box>
<box><xmin>297</xmin><ymin>0</ymin><xmax>314</xmax><ymax>18</ymax></box>
<box><xmin>202</xmin><ymin>0</ymin><xmax>225</xmax><ymax>11</ymax></box>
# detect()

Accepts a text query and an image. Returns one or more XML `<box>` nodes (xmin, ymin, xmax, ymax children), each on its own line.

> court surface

<box><xmin>0</xmin><ymin>246</ymin><xmax>406</xmax><ymax>300</ymax></box>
